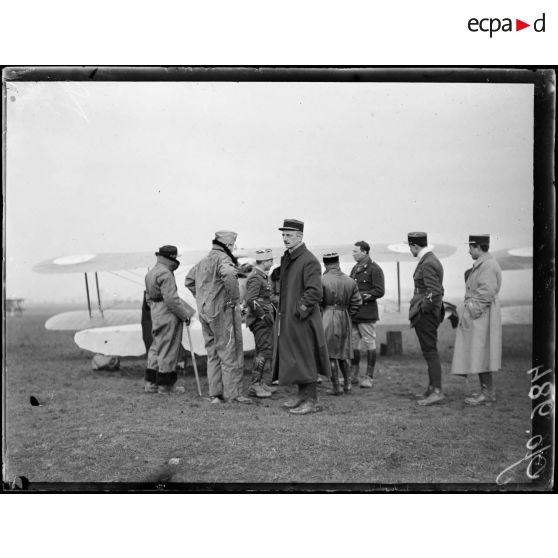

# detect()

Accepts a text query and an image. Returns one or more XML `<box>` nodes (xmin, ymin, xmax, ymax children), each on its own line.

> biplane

<box><xmin>33</xmin><ymin>242</ymin><xmax>533</xmax><ymax>358</ymax></box>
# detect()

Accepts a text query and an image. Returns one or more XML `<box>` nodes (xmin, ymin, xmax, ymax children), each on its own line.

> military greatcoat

<box><xmin>321</xmin><ymin>267</ymin><xmax>362</xmax><ymax>359</ymax></box>
<box><xmin>451</xmin><ymin>252</ymin><xmax>502</xmax><ymax>375</ymax></box>
<box><xmin>271</xmin><ymin>243</ymin><xmax>331</xmax><ymax>385</ymax></box>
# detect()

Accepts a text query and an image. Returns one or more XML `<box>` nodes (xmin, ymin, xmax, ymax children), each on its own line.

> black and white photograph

<box><xmin>3</xmin><ymin>67</ymin><xmax>554</xmax><ymax>490</ymax></box>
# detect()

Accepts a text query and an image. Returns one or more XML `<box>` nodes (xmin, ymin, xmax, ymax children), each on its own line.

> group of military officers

<box><xmin>143</xmin><ymin>219</ymin><xmax>503</xmax><ymax>415</ymax></box>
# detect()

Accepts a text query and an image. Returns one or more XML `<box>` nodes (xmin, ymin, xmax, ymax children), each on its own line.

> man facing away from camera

<box><xmin>144</xmin><ymin>245</ymin><xmax>196</xmax><ymax>395</ymax></box>
<box><xmin>271</xmin><ymin>219</ymin><xmax>331</xmax><ymax>415</ymax></box>
<box><xmin>185</xmin><ymin>230</ymin><xmax>252</xmax><ymax>404</ymax></box>
<box><xmin>321</xmin><ymin>252</ymin><xmax>362</xmax><ymax>395</ymax></box>
<box><xmin>408</xmin><ymin>232</ymin><xmax>445</xmax><ymax>406</ymax></box>
<box><xmin>349</xmin><ymin>240</ymin><xmax>385</xmax><ymax>388</ymax></box>
<box><xmin>244</xmin><ymin>248</ymin><xmax>278</xmax><ymax>399</ymax></box>
<box><xmin>451</xmin><ymin>234</ymin><xmax>502</xmax><ymax>406</ymax></box>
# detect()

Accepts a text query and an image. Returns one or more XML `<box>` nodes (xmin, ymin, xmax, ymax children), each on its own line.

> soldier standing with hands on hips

<box><xmin>408</xmin><ymin>232</ymin><xmax>445</xmax><ymax>406</ymax></box>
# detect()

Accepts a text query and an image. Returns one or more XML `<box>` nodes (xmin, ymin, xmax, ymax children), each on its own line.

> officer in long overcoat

<box><xmin>321</xmin><ymin>252</ymin><xmax>362</xmax><ymax>395</ymax></box>
<box><xmin>451</xmin><ymin>234</ymin><xmax>502</xmax><ymax>405</ymax></box>
<box><xmin>271</xmin><ymin>219</ymin><xmax>331</xmax><ymax>415</ymax></box>
<box><xmin>144</xmin><ymin>245</ymin><xmax>196</xmax><ymax>394</ymax></box>
<box><xmin>408</xmin><ymin>232</ymin><xmax>445</xmax><ymax>406</ymax></box>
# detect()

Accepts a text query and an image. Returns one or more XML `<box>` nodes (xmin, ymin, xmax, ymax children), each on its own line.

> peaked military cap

<box><xmin>322</xmin><ymin>252</ymin><xmax>339</xmax><ymax>264</ymax></box>
<box><xmin>255</xmin><ymin>248</ymin><xmax>274</xmax><ymax>261</ymax></box>
<box><xmin>407</xmin><ymin>232</ymin><xmax>428</xmax><ymax>247</ymax></box>
<box><xmin>156</xmin><ymin>245</ymin><xmax>179</xmax><ymax>260</ymax></box>
<box><xmin>468</xmin><ymin>234</ymin><xmax>490</xmax><ymax>246</ymax></box>
<box><xmin>278</xmin><ymin>219</ymin><xmax>304</xmax><ymax>232</ymax></box>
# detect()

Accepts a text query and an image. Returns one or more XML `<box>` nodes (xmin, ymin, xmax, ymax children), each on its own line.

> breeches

<box><xmin>351</xmin><ymin>321</ymin><xmax>377</xmax><ymax>350</ymax></box>
<box><xmin>248</xmin><ymin>319</ymin><xmax>273</xmax><ymax>360</ymax></box>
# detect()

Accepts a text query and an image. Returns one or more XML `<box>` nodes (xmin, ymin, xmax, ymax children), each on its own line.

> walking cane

<box><xmin>185</xmin><ymin>324</ymin><xmax>202</xmax><ymax>397</ymax></box>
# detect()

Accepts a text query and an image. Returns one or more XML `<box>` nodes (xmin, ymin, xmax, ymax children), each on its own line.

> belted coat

<box><xmin>350</xmin><ymin>256</ymin><xmax>385</xmax><ymax>322</ymax></box>
<box><xmin>451</xmin><ymin>252</ymin><xmax>502</xmax><ymax>375</ymax></box>
<box><xmin>271</xmin><ymin>243</ymin><xmax>331</xmax><ymax>385</ymax></box>
<box><xmin>409</xmin><ymin>250</ymin><xmax>445</xmax><ymax>327</ymax></box>
<box><xmin>321</xmin><ymin>267</ymin><xmax>362</xmax><ymax>359</ymax></box>
<box><xmin>145</xmin><ymin>256</ymin><xmax>195</xmax><ymax>372</ymax></box>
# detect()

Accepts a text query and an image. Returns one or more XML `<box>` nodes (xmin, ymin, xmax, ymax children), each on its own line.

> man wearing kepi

<box><xmin>349</xmin><ymin>241</ymin><xmax>385</xmax><ymax>388</ymax></box>
<box><xmin>321</xmin><ymin>252</ymin><xmax>362</xmax><ymax>395</ymax></box>
<box><xmin>185</xmin><ymin>230</ymin><xmax>252</xmax><ymax>404</ymax></box>
<box><xmin>451</xmin><ymin>234</ymin><xmax>502</xmax><ymax>405</ymax></box>
<box><xmin>245</xmin><ymin>249</ymin><xmax>277</xmax><ymax>398</ymax></box>
<box><xmin>408</xmin><ymin>232</ymin><xmax>445</xmax><ymax>406</ymax></box>
<box><xmin>144</xmin><ymin>245</ymin><xmax>196</xmax><ymax>395</ymax></box>
<box><xmin>271</xmin><ymin>219</ymin><xmax>331</xmax><ymax>415</ymax></box>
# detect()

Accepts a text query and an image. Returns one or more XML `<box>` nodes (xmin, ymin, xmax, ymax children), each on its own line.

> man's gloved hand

<box><xmin>362</xmin><ymin>293</ymin><xmax>372</xmax><ymax>302</ymax></box>
<box><xmin>263</xmin><ymin>314</ymin><xmax>274</xmax><ymax>327</ymax></box>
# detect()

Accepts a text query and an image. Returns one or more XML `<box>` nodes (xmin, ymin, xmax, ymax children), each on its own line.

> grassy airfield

<box><xmin>4</xmin><ymin>305</ymin><xmax>535</xmax><ymax>489</ymax></box>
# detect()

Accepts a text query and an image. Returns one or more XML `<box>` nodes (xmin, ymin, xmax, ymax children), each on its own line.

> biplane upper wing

<box><xmin>32</xmin><ymin>249</ymin><xmax>210</xmax><ymax>274</ymax></box>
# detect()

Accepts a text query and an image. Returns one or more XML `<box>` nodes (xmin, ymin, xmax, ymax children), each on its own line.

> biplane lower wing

<box><xmin>74</xmin><ymin>320</ymin><xmax>256</xmax><ymax>357</ymax></box>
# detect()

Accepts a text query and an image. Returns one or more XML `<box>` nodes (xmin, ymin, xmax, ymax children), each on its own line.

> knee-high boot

<box><xmin>366</xmin><ymin>349</ymin><xmax>377</xmax><ymax>379</ymax></box>
<box><xmin>326</xmin><ymin>360</ymin><xmax>343</xmax><ymax>395</ymax></box>
<box><xmin>248</xmin><ymin>356</ymin><xmax>271</xmax><ymax>398</ymax></box>
<box><xmin>339</xmin><ymin>359</ymin><xmax>351</xmax><ymax>392</ymax></box>
<box><xmin>351</xmin><ymin>349</ymin><xmax>361</xmax><ymax>384</ymax></box>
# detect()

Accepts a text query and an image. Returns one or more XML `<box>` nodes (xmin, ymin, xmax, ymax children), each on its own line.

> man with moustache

<box><xmin>144</xmin><ymin>245</ymin><xmax>196</xmax><ymax>395</ymax></box>
<box><xmin>451</xmin><ymin>234</ymin><xmax>502</xmax><ymax>405</ymax></box>
<box><xmin>408</xmin><ymin>232</ymin><xmax>445</xmax><ymax>406</ymax></box>
<box><xmin>271</xmin><ymin>219</ymin><xmax>331</xmax><ymax>415</ymax></box>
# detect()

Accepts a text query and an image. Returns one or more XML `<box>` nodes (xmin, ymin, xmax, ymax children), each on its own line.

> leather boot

<box><xmin>339</xmin><ymin>359</ymin><xmax>351</xmax><ymax>393</ymax></box>
<box><xmin>248</xmin><ymin>356</ymin><xmax>271</xmax><ymax>398</ymax></box>
<box><xmin>350</xmin><ymin>349</ymin><xmax>361</xmax><ymax>384</ymax></box>
<box><xmin>144</xmin><ymin>368</ymin><xmax>158</xmax><ymax>393</ymax></box>
<box><xmin>417</xmin><ymin>387</ymin><xmax>445</xmax><ymax>406</ymax></box>
<box><xmin>326</xmin><ymin>360</ymin><xmax>343</xmax><ymax>395</ymax></box>
<box><xmin>366</xmin><ymin>349</ymin><xmax>377</xmax><ymax>379</ymax></box>
<box><xmin>465</xmin><ymin>373</ymin><xmax>495</xmax><ymax>405</ymax></box>
<box><xmin>157</xmin><ymin>371</ymin><xmax>185</xmax><ymax>395</ymax></box>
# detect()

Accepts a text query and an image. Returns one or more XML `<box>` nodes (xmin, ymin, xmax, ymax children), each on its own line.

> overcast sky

<box><xmin>5</xmin><ymin>80</ymin><xmax>534</xmax><ymax>302</ymax></box>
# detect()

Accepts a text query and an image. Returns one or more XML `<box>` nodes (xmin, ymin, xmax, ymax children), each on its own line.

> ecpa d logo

<box><xmin>468</xmin><ymin>13</ymin><xmax>546</xmax><ymax>37</ymax></box>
